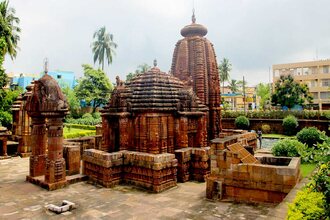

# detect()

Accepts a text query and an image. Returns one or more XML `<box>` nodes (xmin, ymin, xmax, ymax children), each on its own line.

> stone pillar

<box><xmin>29</xmin><ymin>117</ymin><xmax>47</xmax><ymax>177</ymax></box>
<box><xmin>0</xmin><ymin>137</ymin><xmax>7</xmax><ymax>156</ymax></box>
<box><xmin>21</xmin><ymin>110</ymin><xmax>31</xmax><ymax>156</ymax></box>
<box><xmin>175</xmin><ymin>116</ymin><xmax>188</xmax><ymax>149</ymax></box>
<box><xmin>196</xmin><ymin>116</ymin><xmax>207</xmax><ymax>147</ymax></box>
<box><xmin>45</xmin><ymin>117</ymin><xmax>67</xmax><ymax>187</ymax></box>
<box><xmin>119</xmin><ymin>117</ymin><xmax>129</xmax><ymax>151</ymax></box>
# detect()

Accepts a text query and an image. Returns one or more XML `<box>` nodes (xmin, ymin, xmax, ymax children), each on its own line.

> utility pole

<box><xmin>243</xmin><ymin>76</ymin><xmax>246</xmax><ymax>113</ymax></box>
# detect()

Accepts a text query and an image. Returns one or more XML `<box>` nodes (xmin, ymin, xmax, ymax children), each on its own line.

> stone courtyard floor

<box><xmin>0</xmin><ymin>157</ymin><xmax>277</xmax><ymax>220</ymax></box>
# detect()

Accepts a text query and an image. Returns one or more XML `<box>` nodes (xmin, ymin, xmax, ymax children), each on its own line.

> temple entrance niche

<box><xmin>26</xmin><ymin>69</ymin><xmax>69</xmax><ymax>190</ymax></box>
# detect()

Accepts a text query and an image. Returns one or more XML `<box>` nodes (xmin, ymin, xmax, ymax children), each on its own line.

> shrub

<box><xmin>296</xmin><ymin>127</ymin><xmax>327</xmax><ymax>148</ymax></box>
<box><xmin>92</xmin><ymin>112</ymin><xmax>101</xmax><ymax>119</ymax></box>
<box><xmin>64</xmin><ymin>123</ymin><xmax>96</xmax><ymax>130</ymax></box>
<box><xmin>311</xmin><ymin>163</ymin><xmax>330</xmax><ymax>203</ymax></box>
<box><xmin>282</xmin><ymin>115</ymin><xmax>298</xmax><ymax>136</ymax></box>
<box><xmin>64</xmin><ymin>130</ymin><xmax>96</xmax><ymax>139</ymax></box>
<box><xmin>261</xmin><ymin>124</ymin><xmax>271</xmax><ymax>134</ymax></box>
<box><xmin>0</xmin><ymin>111</ymin><xmax>12</xmax><ymax>127</ymax></box>
<box><xmin>297</xmin><ymin>139</ymin><xmax>330</xmax><ymax>164</ymax></box>
<box><xmin>82</xmin><ymin>113</ymin><xmax>93</xmax><ymax>119</ymax></box>
<box><xmin>287</xmin><ymin>188</ymin><xmax>327</xmax><ymax>220</ymax></box>
<box><xmin>271</xmin><ymin>139</ymin><xmax>302</xmax><ymax>157</ymax></box>
<box><xmin>234</xmin><ymin>116</ymin><xmax>250</xmax><ymax>130</ymax></box>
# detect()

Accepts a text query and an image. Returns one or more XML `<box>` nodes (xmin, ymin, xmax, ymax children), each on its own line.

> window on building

<box><xmin>320</xmin><ymin>92</ymin><xmax>330</xmax><ymax>99</ymax></box>
<box><xmin>310</xmin><ymin>80</ymin><xmax>317</xmax><ymax>87</ymax></box>
<box><xmin>274</xmin><ymin>70</ymin><xmax>280</xmax><ymax>77</ymax></box>
<box><xmin>322</xmin><ymin>79</ymin><xmax>330</xmax><ymax>87</ymax></box>
<box><xmin>303</xmin><ymin>67</ymin><xmax>310</xmax><ymax>75</ymax></box>
<box><xmin>296</xmin><ymin>68</ymin><xmax>302</xmax><ymax>75</ymax></box>
<box><xmin>311</xmin><ymin>92</ymin><xmax>318</xmax><ymax>99</ymax></box>
<box><xmin>323</xmin><ymin>65</ymin><xmax>329</xmax><ymax>74</ymax></box>
<box><xmin>311</xmin><ymin>67</ymin><xmax>317</xmax><ymax>74</ymax></box>
<box><xmin>57</xmin><ymin>75</ymin><xmax>62</xmax><ymax>79</ymax></box>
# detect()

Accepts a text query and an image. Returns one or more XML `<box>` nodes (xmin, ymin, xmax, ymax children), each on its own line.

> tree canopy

<box><xmin>0</xmin><ymin>0</ymin><xmax>20</xmax><ymax>59</ymax></box>
<box><xmin>256</xmin><ymin>83</ymin><xmax>271</xmax><ymax>109</ymax></box>
<box><xmin>74</xmin><ymin>64</ymin><xmax>113</xmax><ymax>113</ymax></box>
<box><xmin>271</xmin><ymin>75</ymin><xmax>313</xmax><ymax>109</ymax></box>
<box><xmin>92</xmin><ymin>26</ymin><xmax>117</xmax><ymax>70</ymax></box>
<box><xmin>218</xmin><ymin>58</ymin><xmax>231</xmax><ymax>94</ymax></box>
<box><xmin>126</xmin><ymin>63</ymin><xmax>151</xmax><ymax>82</ymax></box>
<box><xmin>228</xmin><ymin>79</ymin><xmax>239</xmax><ymax>93</ymax></box>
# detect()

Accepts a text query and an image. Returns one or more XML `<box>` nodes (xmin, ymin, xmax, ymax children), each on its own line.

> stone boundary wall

<box><xmin>222</xmin><ymin>118</ymin><xmax>330</xmax><ymax>135</ymax></box>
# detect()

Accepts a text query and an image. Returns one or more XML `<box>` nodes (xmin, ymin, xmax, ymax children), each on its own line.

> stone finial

<box><xmin>44</xmin><ymin>58</ymin><xmax>49</xmax><ymax>74</ymax></box>
<box><xmin>192</xmin><ymin>9</ymin><xmax>196</xmax><ymax>23</ymax></box>
<box><xmin>153</xmin><ymin>59</ymin><xmax>157</xmax><ymax>67</ymax></box>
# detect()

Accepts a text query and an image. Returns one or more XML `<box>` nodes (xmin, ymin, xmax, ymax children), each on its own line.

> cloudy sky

<box><xmin>4</xmin><ymin>0</ymin><xmax>330</xmax><ymax>86</ymax></box>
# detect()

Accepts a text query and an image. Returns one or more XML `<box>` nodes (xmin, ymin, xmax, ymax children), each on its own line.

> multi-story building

<box><xmin>273</xmin><ymin>60</ymin><xmax>330</xmax><ymax>110</ymax></box>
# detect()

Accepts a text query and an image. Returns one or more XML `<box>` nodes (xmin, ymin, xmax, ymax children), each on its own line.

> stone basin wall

<box><xmin>206</xmin><ymin>136</ymin><xmax>301</xmax><ymax>203</ymax></box>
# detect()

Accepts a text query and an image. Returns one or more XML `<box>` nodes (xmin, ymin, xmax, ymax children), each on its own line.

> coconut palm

<box><xmin>0</xmin><ymin>0</ymin><xmax>21</xmax><ymax>59</ymax></box>
<box><xmin>92</xmin><ymin>26</ymin><xmax>117</xmax><ymax>70</ymax></box>
<box><xmin>218</xmin><ymin>58</ymin><xmax>231</xmax><ymax>94</ymax></box>
<box><xmin>135</xmin><ymin>63</ymin><xmax>151</xmax><ymax>74</ymax></box>
<box><xmin>228</xmin><ymin>79</ymin><xmax>239</xmax><ymax>93</ymax></box>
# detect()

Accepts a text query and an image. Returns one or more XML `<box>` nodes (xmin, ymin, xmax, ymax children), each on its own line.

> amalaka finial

<box><xmin>153</xmin><ymin>59</ymin><xmax>157</xmax><ymax>67</ymax></box>
<box><xmin>44</xmin><ymin>58</ymin><xmax>49</xmax><ymax>75</ymax></box>
<box><xmin>192</xmin><ymin>8</ymin><xmax>196</xmax><ymax>23</ymax></box>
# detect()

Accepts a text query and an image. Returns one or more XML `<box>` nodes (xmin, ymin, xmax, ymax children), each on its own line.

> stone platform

<box><xmin>0</xmin><ymin>157</ymin><xmax>278</xmax><ymax>219</ymax></box>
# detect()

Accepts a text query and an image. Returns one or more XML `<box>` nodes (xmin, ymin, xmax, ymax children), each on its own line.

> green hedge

<box><xmin>64</xmin><ymin>123</ymin><xmax>96</xmax><ymax>130</ymax></box>
<box><xmin>64</xmin><ymin>130</ymin><xmax>96</xmax><ymax>139</ymax></box>
<box><xmin>287</xmin><ymin>188</ymin><xmax>327</xmax><ymax>220</ymax></box>
<box><xmin>221</xmin><ymin>110</ymin><xmax>330</xmax><ymax>120</ymax></box>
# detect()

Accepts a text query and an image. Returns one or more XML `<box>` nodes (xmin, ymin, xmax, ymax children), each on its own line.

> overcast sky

<box><xmin>4</xmin><ymin>0</ymin><xmax>330</xmax><ymax>86</ymax></box>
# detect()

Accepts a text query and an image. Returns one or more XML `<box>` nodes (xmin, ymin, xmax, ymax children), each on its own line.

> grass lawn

<box><xmin>63</xmin><ymin>127</ymin><xmax>96</xmax><ymax>139</ymax></box>
<box><xmin>300</xmin><ymin>163</ymin><xmax>317</xmax><ymax>178</ymax></box>
<box><xmin>262</xmin><ymin>133</ymin><xmax>295</xmax><ymax>139</ymax></box>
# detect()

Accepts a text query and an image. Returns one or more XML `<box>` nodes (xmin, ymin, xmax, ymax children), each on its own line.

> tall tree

<box><xmin>92</xmin><ymin>26</ymin><xmax>117</xmax><ymax>70</ymax></box>
<box><xmin>256</xmin><ymin>83</ymin><xmax>270</xmax><ymax>109</ymax></box>
<box><xmin>126</xmin><ymin>63</ymin><xmax>151</xmax><ymax>82</ymax></box>
<box><xmin>0</xmin><ymin>0</ymin><xmax>20</xmax><ymax>59</ymax></box>
<box><xmin>62</xmin><ymin>86</ymin><xmax>81</xmax><ymax>118</ymax></box>
<box><xmin>135</xmin><ymin>63</ymin><xmax>151</xmax><ymax>74</ymax></box>
<box><xmin>218</xmin><ymin>58</ymin><xmax>231</xmax><ymax>94</ymax></box>
<box><xmin>271</xmin><ymin>75</ymin><xmax>313</xmax><ymax>109</ymax></box>
<box><xmin>75</xmin><ymin>64</ymin><xmax>113</xmax><ymax>113</ymax></box>
<box><xmin>228</xmin><ymin>79</ymin><xmax>239</xmax><ymax>93</ymax></box>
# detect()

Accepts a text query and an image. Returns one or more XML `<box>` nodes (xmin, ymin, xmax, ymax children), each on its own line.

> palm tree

<box><xmin>218</xmin><ymin>58</ymin><xmax>231</xmax><ymax>94</ymax></box>
<box><xmin>0</xmin><ymin>0</ymin><xmax>21</xmax><ymax>59</ymax></box>
<box><xmin>228</xmin><ymin>79</ymin><xmax>239</xmax><ymax>93</ymax></box>
<box><xmin>92</xmin><ymin>26</ymin><xmax>117</xmax><ymax>70</ymax></box>
<box><xmin>135</xmin><ymin>63</ymin><xmax>151</xmax><ymax>74</ymax></box>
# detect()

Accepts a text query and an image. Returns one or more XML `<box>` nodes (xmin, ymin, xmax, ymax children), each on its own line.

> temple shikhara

<box><xmin>171</xmin><ymin>12</ymin><xmax>221</xmax><ymax>140</ymax></box>
<box><xmin>8</xmin><ymin>13</ymin><xmax>301</xmax><ymax>203</ymax></box>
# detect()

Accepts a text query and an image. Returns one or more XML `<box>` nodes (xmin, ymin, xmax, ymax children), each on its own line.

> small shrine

<box><xmin>25</xmin><ymin>61</ymin><xmax>69</xmax><ymax>190</ymax></box>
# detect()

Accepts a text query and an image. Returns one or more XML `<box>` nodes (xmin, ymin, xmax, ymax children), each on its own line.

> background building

<box><xmin>8</xmin><ymin>70</ymin><xmax>76</xmax><ymax>90</ymax></box>
<box><xmin>273</xmin><ymin>60</ymin><xmax>330</xmax><ymax>110</ymax></box>
<box><xmin>222</xmin><ymin>86</ymin><xmax>260</xmax><ymax>110</ymax></box>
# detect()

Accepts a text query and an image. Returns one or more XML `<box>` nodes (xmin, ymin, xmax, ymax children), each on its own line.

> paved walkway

<box><xmin>0</xmin><ymin>157</ymin><xmax>277</xmax><ymax>220</ymax></box>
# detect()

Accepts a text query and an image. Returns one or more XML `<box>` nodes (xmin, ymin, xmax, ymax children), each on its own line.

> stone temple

<box><xmin>171</xmin><ymin>13</ymin><xmax>221</xmax><ymax>140</ymax></box>
<box><xmin>10</xmin><ymin>13</ymin><xmax>300</xmax><ymax>203</ymax></box>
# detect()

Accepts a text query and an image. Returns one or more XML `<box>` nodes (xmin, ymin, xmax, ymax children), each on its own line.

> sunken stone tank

<box><xmin>171</xmin><ymin>13</ymin><xmax>221</xmax><ymax>140</ymax></box>
<box><xmin>101</xmin><ymin>64</ymin><xmax>208</xmax><ymax>153</ymax></box>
